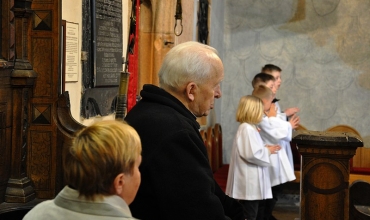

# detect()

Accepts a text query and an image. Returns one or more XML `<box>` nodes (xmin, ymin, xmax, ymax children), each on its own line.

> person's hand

<box><xmin>267</xmin><ymin>145</ymin><xmax>281</xmax><ymax>154</ymax></box>
<box><xmin>267</xmin><ymin>103</ymin><xmax>277</xmax><ymax>117</ymax></box>
<box><xmin>285</xmin><ymin>107</ymin><xmax>300</xmax><ymax>117</ymax></box>
<box><xmin>289</xmin><ymin>114</ymin><xmax>300</xmax><ymax>129</ymax></box>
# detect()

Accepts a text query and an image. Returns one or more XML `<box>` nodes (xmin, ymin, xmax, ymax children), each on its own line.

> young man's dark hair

<box><xmin>252</xmin><ymin>72</ymin><xmax>276</xmax><ymax>88</ymax></box>
<box><xmin>261</xmin><ymin>64</ymin><xmax>282</xmax><ymax>73</ymax></box>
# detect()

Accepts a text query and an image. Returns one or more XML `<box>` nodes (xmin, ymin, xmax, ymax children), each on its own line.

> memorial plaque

<box><xmin>94</xmin><ymin>0</ymin><xmax>123</xmax><ymax>87</ymax></box>
<box><xmin>65</xmin><ymin>22</ymin><xmax>79</xmax><ymax>82</ymax></box>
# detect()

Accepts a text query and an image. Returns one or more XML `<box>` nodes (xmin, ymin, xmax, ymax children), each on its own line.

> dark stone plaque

<box><xmin>80</xmin><ymin>0</ymin><xmax>123</xmax><ymax>117</ymax></box>
<box><xmin>94</xmin><ymin>0</ymin><xmax>123</xmax><ymax>87</ymax></box>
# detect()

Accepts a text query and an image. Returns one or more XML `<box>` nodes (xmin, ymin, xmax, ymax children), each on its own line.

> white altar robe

<box><xmin>258</xmin><ymin>114</ymin><xmax>296</xmax><ymax>187</ymax></box>
<box><xmin>226</xmin><ymin>123</ymin><xmax>272</xmax><ymax>200</ymax></box>
<box><xmin>275</xmin><ymin>101</ymin><xmax>294</xmax><ymax>169</ymax></box>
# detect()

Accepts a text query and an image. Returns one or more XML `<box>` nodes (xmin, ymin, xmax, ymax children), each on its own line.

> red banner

<box><xmin>127</xmin><ymin>0</ymin><xmax>140</xmax><ymax>112</ymax></box>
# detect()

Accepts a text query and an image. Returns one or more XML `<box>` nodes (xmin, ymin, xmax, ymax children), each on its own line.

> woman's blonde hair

<box><xmin>64</xmin><ymin>120</ymin><xmax>141</xmax><ymax>201</ymax></box>
<box><xmin>236</xmin><ymin>95</ymin><xmax>264</xmax><ymax>124</ymax></box>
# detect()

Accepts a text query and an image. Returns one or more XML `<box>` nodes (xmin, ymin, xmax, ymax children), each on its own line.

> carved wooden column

<box><xmin>0</xmin><ymin>0</ymin><xmax>15</xmax><ymax>204</ymax></box>
<box><xmin>5</xmin><ymin>0</ymin><xmax>37</xmax><ymax>203</ymax></box>
<box><xmin>293</xmin><ymin>130</ymin><xmax>363</xmax><ymax>220</ymax></box>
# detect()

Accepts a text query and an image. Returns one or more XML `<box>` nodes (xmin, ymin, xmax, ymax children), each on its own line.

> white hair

<box><xmin>158</xmin><ymin>41</ymin><xmax>220</xmax><ymax>90</ymax></box>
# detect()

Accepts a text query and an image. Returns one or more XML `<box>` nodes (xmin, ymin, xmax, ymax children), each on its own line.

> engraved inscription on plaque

<box><xmin>65</xmin><ymin>22</ymin><xmax>79</xmax><ymax>82</ymax></box>
<box><xmin>94</xmin><ymin>0</ymin><xmax>123</xmax><ymax>87</ymax></box>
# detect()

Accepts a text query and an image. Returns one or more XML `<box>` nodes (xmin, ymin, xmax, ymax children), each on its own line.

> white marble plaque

<box><xmin>65</xmin><ymin>22</ymin><xmax>79</xmax><ymax>82</ymax></box>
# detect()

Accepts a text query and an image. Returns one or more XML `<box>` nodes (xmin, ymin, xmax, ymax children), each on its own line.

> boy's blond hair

<box><xmin>236</xmin><ymin>95</ymin><xmax>264</xmax><ymax>124</ymax></box>
<box><xmin>252</xmin><ymin>85</ymin><xmax>273</xmax><ymax>101</ymax></box>
<box><xmin>64</xmin><ymin>120</ymin><xmax>142</xmax><ymax>201</ymax></box>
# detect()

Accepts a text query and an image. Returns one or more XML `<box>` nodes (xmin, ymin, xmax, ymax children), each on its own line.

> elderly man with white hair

<box><xmin>125</xmin><ymin>41</ymin><xmax>245</xmax><ymax>220</ymax></box>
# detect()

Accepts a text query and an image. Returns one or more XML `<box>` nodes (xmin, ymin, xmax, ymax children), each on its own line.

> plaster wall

<box><xmin>208</xmin><ymin>0</ymin><xmax>225</xmax><ymax>127</ymax></box>
<box><xmin>221</xmin><ymin>0</ymin><xmax>370</xmax><ymax>163</ymax></box>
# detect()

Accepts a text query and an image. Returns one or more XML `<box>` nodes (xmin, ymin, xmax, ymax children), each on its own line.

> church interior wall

<box><xmin>221</xmin><ymin>0</ymin><xmax>370</xmax><ymax>163</ymax></box>
<box><xmin>61</xmin><ymin>1</ymin><xmax>370</xmax><ymax>165</ymax></box>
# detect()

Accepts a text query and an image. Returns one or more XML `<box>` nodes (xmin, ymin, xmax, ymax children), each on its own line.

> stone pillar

<box><xmin>293</xmin><ymin>130</ymin><xmax>363</xmax><ymax>220</ymax></box>
<box><xmin>5</xmin><ymin>0</ymin><xmax>37</xmax><ymax>203</ymax></box>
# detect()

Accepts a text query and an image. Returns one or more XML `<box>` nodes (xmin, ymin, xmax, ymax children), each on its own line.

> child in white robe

<box><xmin>253</xmin><ymin>75</ymin><xmax>300</xmax><ymax>220</ymax></box>
<box><xmin>226</xmin><ymin>94</ymin><xmax>281</xmax><ymax>220</ymax></box>
<box><xmin>261</xmin><ymin>64</ymin><xmax>300</xmax><ymax>169</ymax></box>
<box><xmin>252</xmin><ymin>73</ymin><xmax>299</xmax><ymax>178</ymax></box>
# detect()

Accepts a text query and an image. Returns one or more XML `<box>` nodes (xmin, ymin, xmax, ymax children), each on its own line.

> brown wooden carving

<box><xmin>0</xmin><ymin>0</ymin><xmax>84</xmax><ymax>217</ymax></box>
<box><xmin>0</xmin><ymin>100</ymin><xmax>12</xmax><ymax>205</ymax></box>
<box><xmin>4</xmin><ymin>0</ymin><xmax>38</xmax><ymax>203</ymax></box>
<box><xmin>54</xmin><ymin>92</ymin><xmax>85</xmax><ymax>194</ymax></box>
<box><xmin>293</xmin><ymin>130</ymin><xmax>363</xmax><ymax>220</ymax></box>
<box><xmin>26</xmin><ymin>0</ymin><xmax>61</xmax><ymax>199</ymax></box>
<box><xmin>29</xmin><ymin>131</ymin><xmax>52</xmax><ymax>190</ymax></box>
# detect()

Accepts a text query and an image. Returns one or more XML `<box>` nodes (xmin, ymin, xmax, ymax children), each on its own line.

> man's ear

<box><xmin>186</xmin><ymin>82</ymin><xmax>197</xmax><ymax>101</ymax></box>
<box><xmin>113</xmin><ymin>173</ymin><xmax>125</xmax><ymax>195</ymax></box>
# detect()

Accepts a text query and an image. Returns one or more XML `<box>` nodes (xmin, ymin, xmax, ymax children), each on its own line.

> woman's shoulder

<box><xmin>23</xmin><ymin>200</ymin><xmax>56</xmax><ymax>219</ymax></box>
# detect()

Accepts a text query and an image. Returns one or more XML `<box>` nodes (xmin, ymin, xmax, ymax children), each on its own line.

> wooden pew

<box><xmin>208</xmin><ymin>126</ymin><xmax>219</xmax><ymax>172</ymax></box>
<box><xmin>349</xmin><ymin>180</ymin><xmax>370</xmax><ymax>219</ymax></box>
<box><xmin>201</xmin><ymin>127</ymin><xmax>217</xmax><ymax>172</ymax></box>
<box><xmin>214</xmin><ymin>123</ymin><xmax>223</xmax><ymax>168</ymax></box>
<box><xmin>211</xmin><ymin>124</ymin><xmax>230</xmax><ymax>192</ymax></box>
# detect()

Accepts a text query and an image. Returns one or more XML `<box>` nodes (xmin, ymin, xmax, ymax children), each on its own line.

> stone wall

<box><xmin>221</xmin><ymin>0</ymin><xmax>370</xmax><ymax>163</ymax></box>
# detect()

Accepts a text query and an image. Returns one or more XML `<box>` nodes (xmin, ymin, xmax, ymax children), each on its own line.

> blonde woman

<box><xmin>24</xmin><ymin>120</ymin><xmax>142</xmax><ymax>220</ymax></box>
<box><xmin>226</xmin><ymin>95</ymin><xmax>280</xmax><ymax>220</ymax></box>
